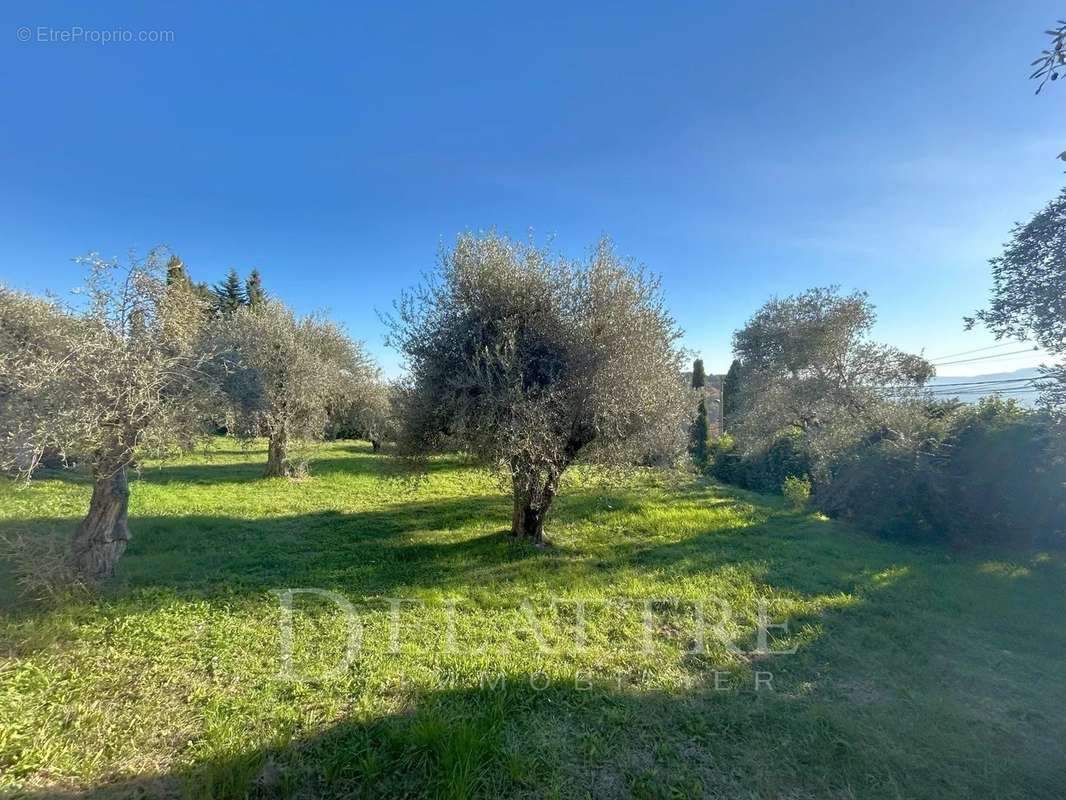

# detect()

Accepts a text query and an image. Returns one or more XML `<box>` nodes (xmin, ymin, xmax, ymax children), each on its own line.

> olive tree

<box><xmin>217</xmin><ymin>301</ymin><xmax>376</xmax><ymax>476</ymax></box>
<box><xmin>0</xmin><ymin>250</ymin><xmax>216</xmax><ymax>580</ymax></box>
<box><xmin>730</xmin><ymin>287</ymin><xmax>934</xmax><ymax>473</ymax></box>
<box><xmin>387</xmin><ymin>232</ymin><xmax>691</xmax><ymax>545</ymax></box>
<box><xmin>327</xmin><ymin>376</ymin><xmax>396</xmax><ymax>451</ymax></box>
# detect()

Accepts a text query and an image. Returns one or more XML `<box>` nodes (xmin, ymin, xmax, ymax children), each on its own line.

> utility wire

<box><xmin>879</xmin><ymin>377</ymin><xmax>1040</xmax><ymax>391</ymax></box>
<box><xmin>932</xmin><ymin>347</ymin><xmax>1038</xmax><ymax>366</ymax></box>
<box><xmin>927</xmin><ymin>389</ymin><xmax>1040</xmax><ymax>396</ymax></box>
<box><xmin>928</xmin><ymin>341</ymin><xmax>1027</xmax><ymax>361</ymax></box>
<box><xmin>923</xmin><ymin>377</ymin><xmax>1039</xmax><ymax>388</ymax></box>
<box><xmin>928</xmin><ymin>386</ymin><xmax>1040</xmax><ymax>395</ymax></box>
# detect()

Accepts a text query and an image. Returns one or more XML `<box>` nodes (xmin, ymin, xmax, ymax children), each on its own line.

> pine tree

<box><xmin>722</xmin><ymin>358</ymin><xmax>743</xmax><ymax>427</ymax></box>
<box><xmin>213</xmin><ymin>269</ymin><xmax>246</xmax><ymax>316</ymax></box>
<box><xmin>245</xmin><ymin>269</ymin><xmax>265</xmax><ymax>308</ymax></box>
<box><xmin>690</xmin><ymin>397</ymin><xmax>709</xmax><ymax>469</ymax></box>
<box><xmin>165</xmin><ymin>255</ymin><xmax>189</xmax><ymax>287</ymax></box>
<box><xmin>166</xmin><ymin>256</ymin><xmax>214</xmax><ymax>314</ymax></box>
<box><xmin>691</xmin><ymin>358</ymin><xmax>706</xmax><ymax>389</ymax></box>
<box><xmin>193</xmin><ymin>282</ymin><xmax>215</xmax><ymax>307</ymax></box>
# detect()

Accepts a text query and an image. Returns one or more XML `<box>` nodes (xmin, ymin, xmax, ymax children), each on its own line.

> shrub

<box><xmin>938</xmin><ymin>400</ymin><xmax>1065</xmax><ymax>548</ymax></box>
<box><xmin>712</xmin><ymin>428</ymin><xmax>814</xmax><ymax>495</ymax></box>
<box><xmin>817</xmin><ymin>436</ymin><xmax>946</xmax><ymax>542</ymax></box>
<box><xmin>708</xmin><ymin>433</ymin><xmax>744</xmax><ymax>483</ymax></box>
<box><xmin>706</xmin><ymin>433</ymin><xmax>734</xmax><ymax>469</ymax></box>
<box><xmin>782</xmin><ymin>475</ymin><xmax>811</xmax><ymax>510</ymax></box>
<box><xmin>818</xmin><ymin>398</ymin><xmax>1066</xmax><ymax>549</ymax></box>
<box><xmin>715</xmin><ymin>396</ymin><xmax>1066</xmax><ymax>550</ymax></box>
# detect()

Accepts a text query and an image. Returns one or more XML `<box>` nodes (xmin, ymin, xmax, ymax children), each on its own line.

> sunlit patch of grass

<box><xmin>869</xmin><ymin>565</ymin><xmax>911</xmax><ymax>586</ymax></box>
<box><xmin>1</xmin><ymin>440</ymin><xmax>1064</xmax><ymax>798</ymax></box>
<box><xmin>977</xmin><ymin>561</ymin><xmax>1032</xmax><ymax>578</ymax></box>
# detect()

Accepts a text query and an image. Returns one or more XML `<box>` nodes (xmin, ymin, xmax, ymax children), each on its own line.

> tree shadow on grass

<box><xmin>0</xmin><ymin>485</ymin><xmax>660</xmax><ymax>617</ymax></box>
<box><xmin>148</xmin><ymin>454</ymin><xmax>461</xmax><ymax>485</ymax></box>
<box><xmin>0</xmin><ymin>496</ymin><xmax>517</xmax><ymax>611</ymax></box>
<box><xmin>5</xmin><ymin>479</ymin><xmax>1061</xmax><ymax>628</ymax></box>
<box><xmin>25</xmin><ymin>443</ymin><xmax>470</xmax><ymax>488</ymax></box>
<box><xmin>5</xmin><ymin>483</ymin><xmax>1066</xmax><ymax>797</ymax></box>
<box><xmin>0</xmin><ymin>680</ymin><xmax>821</xmax><ymax>800</ymax></box>
<box><xmin>10</xmin><ymin>639</ymin><xmax>1066</xmax><ymax>800</ymax></box>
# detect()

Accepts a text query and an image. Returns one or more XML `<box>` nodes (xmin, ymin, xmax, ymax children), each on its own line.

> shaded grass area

<box><xmin>1</xmin><ymin>441</ymin><xmax>1064</xmax><ymax>798</ymax></box>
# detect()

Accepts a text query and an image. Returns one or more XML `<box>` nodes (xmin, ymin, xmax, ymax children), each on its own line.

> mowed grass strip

<box><xmin>1</xmin><ymin>441</ymin><xmax>1064</xmax><ymax>799</ymax></box>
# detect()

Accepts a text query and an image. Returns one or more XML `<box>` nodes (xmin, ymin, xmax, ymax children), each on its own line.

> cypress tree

<box><xmin>691</xmin><ymin>358</ymin><xmax>706</xmax><ymax>389</ymax></box>
<box><xmin>690</xmin><ymin>397</ymin><xmax>709</xmax><ymax>469</ymax></box>
<box><xmin>722</xmin><ymin>358</ymin><xmax>743</xmax><ymax>427</ymax></box>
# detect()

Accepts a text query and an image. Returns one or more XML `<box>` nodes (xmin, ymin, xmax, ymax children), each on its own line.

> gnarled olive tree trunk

<box><xmin>72</xmin><ymin>466</ymin><xmax>130</xmax><ymax>581</ymax></box>
<box><xmin>265</xmin><ymin>429</ymin><xmax>292</xmax><ymax>477</ymax></box>
<box><xmin>510</xmin><ymin>469</ymin><xmax>560</xmax><ymax>545</ymax></box>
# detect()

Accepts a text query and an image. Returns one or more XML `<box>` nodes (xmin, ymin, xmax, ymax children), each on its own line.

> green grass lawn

<box><xmin>1</xmin><ymin>441</ymin><xmax>1064</xmax><ymax>799</ymax></box>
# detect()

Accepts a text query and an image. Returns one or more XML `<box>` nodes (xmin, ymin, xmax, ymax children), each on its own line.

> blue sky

<box><xmin>1</xmin><ymin>1</ymin><xmax>1063</xmax><ymax>376</ymax></box>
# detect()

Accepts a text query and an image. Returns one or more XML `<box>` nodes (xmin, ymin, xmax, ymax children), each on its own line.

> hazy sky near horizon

<box><xmin>1</xmin><ymin>1</ymin><xmax>1063</xmax><ymax>377</ymax></box>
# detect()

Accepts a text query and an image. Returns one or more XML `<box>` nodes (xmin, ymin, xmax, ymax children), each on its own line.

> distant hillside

<box><xmin>928</xmin><ymin>367</ymin><xmax>1043</xmax><ymax>406</ymax></box>
<box><xmin>930</xmin><ymin>367</ymin><xmax>1042</xmax><ymax>385</ymax></box>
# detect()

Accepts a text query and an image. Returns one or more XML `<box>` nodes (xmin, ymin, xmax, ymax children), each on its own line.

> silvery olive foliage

<box><xmin>215</xmin><ymin>301</ymin><xmax>377</xmax><ymax>476</ymax></box>
<box><xmin>327</xmin><ymin>376</ymin><xmax>397</xmax><ymax>450</ymax></box>
<box><xmin>730</xmin><ymin>287</ymin><xmax>935</xmax><ymax>476</ymax></box>
<box><xmin>0</xmin><ymin>250</ymin><xmax>217</xmax><ymax>478</ymax></box>
<box><xmin>387</xmin><ymin>232</ymin><xmax>692</xmax><ymax>543</ymax></box>
<box><xmin>0</xmin><ymin>249</ymin><xmax>219</xmax><ymax>580</ymax></box>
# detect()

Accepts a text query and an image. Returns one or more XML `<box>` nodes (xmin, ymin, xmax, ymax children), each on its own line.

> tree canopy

<box><xmin>729</xmin><ymin>287</ymin><xmax>933</xmax><ymax>471</ymax></box>
<box><xmin>0</xmin><ymin>250</ymin><xmax>217</xmax><ymax>578</ymax></box>
<box><xmin>213</xmin><ymin>269</ymin><xmax>247</xmax><ymax>316</ymax></box>
<box><xmin>722</xmin><ymin>358</ymin><xmax>744</xmax><ymax>428</ymax></box>
<box><xmin>245</xmin><ymin>269</ymin><xmax>266</xmax><ymax>308</ymax></box>
<box><xmin>967</xmin><ymin>188</ymin><xmax>1066</xmax><ymax>407</ymax></box>
<box><xmin>1031</xmin><ymin>19</ymin><xmax>1066</xmax><ymax>95</ymax></box>
<box><xmin>216</xmin><ymin>301</ymin><xmax>377</xmax><ymax>476</ymax></box>
<box><xmin>387</xmin><ymin>232</ymin><xmax>691</xmax><ymax>543</ymax></box>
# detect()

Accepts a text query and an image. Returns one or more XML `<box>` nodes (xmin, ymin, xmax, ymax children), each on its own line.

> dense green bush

<box><xmin>936</xmin><ymin>401</ymin><xmax>1064</xmax><ymax>548</ymax></box>
<box><xmin>816</xmin><ymin>432</ymin><xmax>946</xmax><ymax>542</ymax></box>
<box><xmin>819</xmin><ymin>399</ymin><xmax>1066</xmax><ymax>549</ymax></box>
<box><xmin>712</xmin><ymin>398</ymin><xmax>1065</xmax><ymax>550</ymax></box>
<box><xmin>710</xmin><ymin>428</ymin><xmax>814</xmax><ymax>495</ymax></box>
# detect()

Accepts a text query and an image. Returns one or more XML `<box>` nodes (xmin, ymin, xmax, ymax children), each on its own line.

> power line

<box><xmin>925</xmin><ymin>377</ymin><xmax>1039</xmax><ymax>388</ymax></box>
<box><xmin>927</xmin><ymin>390</ymin><xmax>1040</xmax><ymax>397</ymax></box>
<box><xmin>929</xmin><ymin>384</ymin><xmax>1036</xmax><ymax>392</ymax></box>
<box><xmin>879</xmin><ymin>377</ymin><xmax>1040</xmax><ymax>391</ymax></box>
<box><xmin>928</xmin><ymin>341</ymin><xmax>1028</xmax><ymax>362</ymax></box>
<box><xmin>932</xmin><ymin>347</ymin><xmax>1039</xmax><ymax>367</ymax></box>
<box><xmin>924</xmin><ymin>381</ymin><xmax>1045</xmax><ymax>396</ymax></box>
